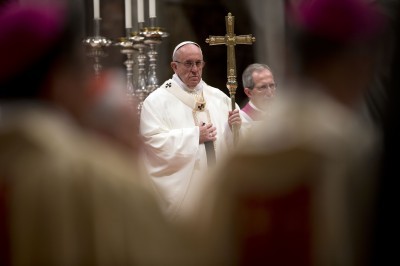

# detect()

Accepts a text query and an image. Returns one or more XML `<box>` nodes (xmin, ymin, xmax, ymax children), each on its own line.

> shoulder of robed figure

<box><xmin>143</xmin><ymin>79</ymin><xmax>174</xmax><ymax>103</ymax></box>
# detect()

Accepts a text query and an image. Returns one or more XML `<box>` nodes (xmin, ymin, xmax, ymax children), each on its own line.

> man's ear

<box><xmin>170</xmin><ymin>61</ymin><xmax>177</xmax><ymax>71</ymax></box>
<box><xmin>244</xmin><ymin>87</ymin><xmax>253</xmax><ymax>98</ymax></box>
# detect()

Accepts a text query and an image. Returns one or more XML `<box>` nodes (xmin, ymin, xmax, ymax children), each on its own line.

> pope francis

<box><xmin>140</xmin><ymin>41</ymin><xmax>243</xmax><ymax>219</ymax></box>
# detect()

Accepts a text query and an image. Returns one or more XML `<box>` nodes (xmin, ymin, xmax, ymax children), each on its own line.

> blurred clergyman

<box><xmin>184</xmin><ymin>0</ymin><xmax>388</xmax><ymax>265</ymax></box>
<box><xmin>0</xmin><ymin>1</ymin><xmax>197</xmax><ymax>265</ymax></box>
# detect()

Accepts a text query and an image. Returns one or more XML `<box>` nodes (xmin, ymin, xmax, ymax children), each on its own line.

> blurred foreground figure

<box><xmin>0</xmin><ymin>1</ymin><xmax>194</xmax><ymax>265</ymax></box>
<box><xmin>185</xmin><ymin>0</ymin><xmax>387</xmax><ymax>265</ymax></box>
<box><xmin>81</xmin><ymin>69</ymin><xmax>142</xmax><ymax>153</ymax></box>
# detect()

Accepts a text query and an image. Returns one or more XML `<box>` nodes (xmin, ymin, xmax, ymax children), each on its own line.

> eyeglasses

<box><xmin>253</xmin><ymin>83</ymin><xmax>277</xmax><ymax>91</ymax></box>
<box><xmin>174</xmin><ymin>60</ymin><xmax>205</xmax><ymax>69</ymax></box>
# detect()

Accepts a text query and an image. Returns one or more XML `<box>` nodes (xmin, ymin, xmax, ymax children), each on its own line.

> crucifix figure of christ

<box><xmin>206</xmin><ymin>12</ymin><xmax>255</xmax><ymax>146</ymax></box>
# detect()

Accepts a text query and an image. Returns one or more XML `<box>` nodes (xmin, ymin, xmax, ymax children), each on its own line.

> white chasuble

<box><xmin>140</xmin><ymin>78</ymin><xmax>238</xmax><ymax>218</ymax></box>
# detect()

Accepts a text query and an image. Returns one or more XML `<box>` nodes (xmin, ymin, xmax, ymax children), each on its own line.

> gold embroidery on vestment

<box><xmin>188</xmin><ymin>92</ymin><xmax>217</xmax><ymax>153</ymax></box>
<box><xmin>186</xmin><ymin>90</ymin><xmax>206</xmax><ymax>112</ymax></box>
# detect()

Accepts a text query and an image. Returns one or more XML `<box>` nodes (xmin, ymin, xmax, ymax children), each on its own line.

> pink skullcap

<box><xmin>0</xmin><ymin>2</ymin><xmax>66</xmax><ymax>82</ymax></box>
<box><xmin>288</xmin><ymin>0</ymin><xmax>386</xmax><ymax>43</ymax></box>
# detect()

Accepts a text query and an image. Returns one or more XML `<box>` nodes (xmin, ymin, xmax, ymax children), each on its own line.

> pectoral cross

<box><xmin>206</xmin><ymin>12</ymin><xmax>255</xmax><ymax>145</ymax></box>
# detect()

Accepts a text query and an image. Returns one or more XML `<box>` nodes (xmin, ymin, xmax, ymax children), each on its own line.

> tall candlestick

<box><xmin>93</xmin><ymin>0</ymin><xmax>100</xmax><ymax>19</ymax></box>
<box><xmin>149</xmin><ymin>0</ymin><xmax>156</xmax><ymax>18</ymax></box>
<box><xmin>125</xmin><ymin>0</ymin><xmax>132</xmax><ymax>28</ymax></box>
<box><xmin>137</xmin><ymin>0</ymin><xmax>144</xmax><ymax>23</ymax></box>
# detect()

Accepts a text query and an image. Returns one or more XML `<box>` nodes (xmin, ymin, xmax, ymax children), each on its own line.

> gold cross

<box><xmin>206</xmin><ymin>12</ymin><xmax>255</xmax><ymax>145</ymax></box>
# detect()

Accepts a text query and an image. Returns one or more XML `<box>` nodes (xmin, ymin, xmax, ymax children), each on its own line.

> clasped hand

<box><xmin>199</xmin><ymin>122</ymin><xmax>216</xmax><ymax>144</ymax></box>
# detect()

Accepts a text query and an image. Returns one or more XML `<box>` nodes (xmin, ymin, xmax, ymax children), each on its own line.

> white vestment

<box><xmin>140</xmin><ymin>76</ymin><xmax>239</xmax><ymax>218</ymax></box>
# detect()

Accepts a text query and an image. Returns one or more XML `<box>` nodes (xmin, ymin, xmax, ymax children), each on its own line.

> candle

<box><xmin>149</xmin><ymin>0</ymin><xmax>156</xmax><ymax>18</ymax></box>
<box><xmin>93</xmin><ymin>0</ymin><xmax>100</xmax><ymax>19</ymax></box>
<box><xmin>137</xmin><ymin>0</ymin><xmax>144</xmax><ymax>23</ymax></box>
<box><xmin>125</xmin><ymin>0</ymin><xmax>132</xmax><ymax>28</ymax></box>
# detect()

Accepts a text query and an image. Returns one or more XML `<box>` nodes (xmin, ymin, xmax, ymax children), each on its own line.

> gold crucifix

<box><xmin>206</xmin><ymin>12</ymin><xmax>255</xmax><ymax>145</ymax></box>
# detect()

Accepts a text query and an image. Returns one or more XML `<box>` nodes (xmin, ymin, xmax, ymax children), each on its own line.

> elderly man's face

<box><xmin>171</xmin><ymin>44</ymin><xmax>204</xmax><ymax>89</ymax></box>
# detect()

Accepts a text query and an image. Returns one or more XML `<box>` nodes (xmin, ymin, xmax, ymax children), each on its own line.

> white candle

<box><xmin>149</xmin><ymin>0</ymin><xmax>156</xmax><ymax>18</ymax></box>
<box><xmin>125</xmin><ymin>0</ymin><xmax>132</xmax><ymax>28</ymax></box>
<box><xmin>93</xmin><ymin>0</ymin><xmax>100</xmax><ymax>19</ymax></box>
<box><xmin>137</xmin><ymin>0</ymin><xmax>144</xmax><ymax>23</ymax></box>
